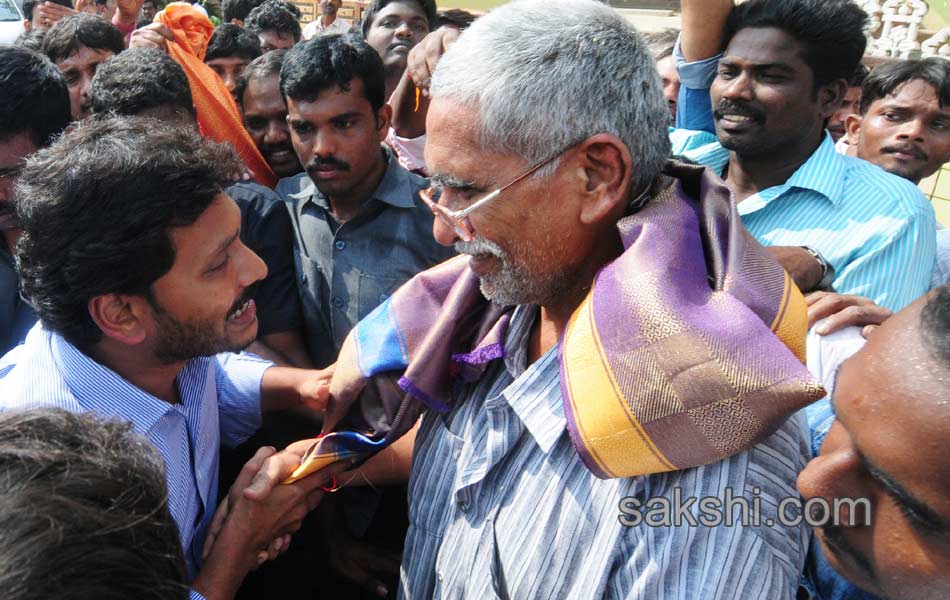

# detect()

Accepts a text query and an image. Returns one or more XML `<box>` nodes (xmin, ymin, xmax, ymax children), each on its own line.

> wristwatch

<box><xmin>800</xmin><ymin>246</ymin><xmax>835</xmax><ymax>291</ymax></box>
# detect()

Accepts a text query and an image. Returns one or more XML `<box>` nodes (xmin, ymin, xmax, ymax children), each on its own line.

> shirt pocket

<box><xmin>356</xmin><ymin>272</ymin><xmax>405</xmax><ymax>320</ymax></box>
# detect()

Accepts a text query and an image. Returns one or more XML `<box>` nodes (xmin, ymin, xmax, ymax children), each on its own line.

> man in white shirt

<box><xmin>302</xmin><ymin>0</ymin><xmax>350</xmax><ymax>40</ymax></box>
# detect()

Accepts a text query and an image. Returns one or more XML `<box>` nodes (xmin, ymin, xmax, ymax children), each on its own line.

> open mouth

<box><xmin>719</xmin><ymin>114</ymin><xmax>756</xmax><ymax>124</ymax></box>
<box><xmin>227</xmin><ymin>298</ymin><xmax>256</xmax><ymax>326</ymax></box>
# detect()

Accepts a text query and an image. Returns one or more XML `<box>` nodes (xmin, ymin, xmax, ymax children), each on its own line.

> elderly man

<box><xmin>302</xmin><ymin>0</ymin><xmax>350</xmax><ymax>39</ymax></box>
<box><xmin>287</xmin><ymin>1</ymin><xmax>824</xmax><ymax>597</ymax></box>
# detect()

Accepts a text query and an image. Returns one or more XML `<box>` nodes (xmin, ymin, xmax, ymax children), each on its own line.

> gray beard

<box><xmin>455</xmin><ymin>237</ymin><xmax>571</xmax><ymax>307</ymax></box>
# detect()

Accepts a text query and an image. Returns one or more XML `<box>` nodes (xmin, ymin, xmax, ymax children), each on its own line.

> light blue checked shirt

<box><xmin>401</xmin><ymin>305</ymin><xmax>812</xmax><ymax>599</ymax></box>
<box><xmin>673</xmin><ymin>132</ymin><xmax>936</xmax><ymax>312</ymax></box>
<box><xmin>0</xmin><ymin>323</ymin><xmax>271</xmax><ymax>589</ymax></box>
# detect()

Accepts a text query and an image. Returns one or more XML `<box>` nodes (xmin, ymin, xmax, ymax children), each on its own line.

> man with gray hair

<box><xmin>297</xmin><ymin>0</ymin><xmax>821</xmax><ymax>597</ymax></box>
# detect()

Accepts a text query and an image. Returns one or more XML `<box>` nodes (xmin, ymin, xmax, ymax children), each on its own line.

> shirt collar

<box><xmin>781</xmin><ymin>133</ymin><xmax>846</xmax><ymax>208</ymax></box>
<box><xmin>49</xmin><ymin>332</ymin><xmax>201</xmax><ymax>436</ymax></box>
<box><xmin>499</xmin><ymin>305</ymin><xmax>566</xmax><ymax>454</ymax></box>
<box><xmin>286</xmin><ymin>146</ymin><xmax>419</xmax><ymax>210</ymax></box>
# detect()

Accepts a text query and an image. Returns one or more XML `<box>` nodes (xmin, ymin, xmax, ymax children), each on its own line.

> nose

<box><xmin>222</xmin><ymin>73</ymin><xmax>237</xmax><ymax>93</ymax></box>
<box><xmin>312</xmin><ymin>128</ymin><xmax>336</xmax><ymax>159</ymax></box>
<box><xmin>394</xmin><ymin>21</ymin><xmax>413</xmax><ymax>38</ymax></box>
<box><xmin>797</xmin><ymin>427</ymin><xmax>871</xmax><ymax>527</ymax></box>
<box><xmin>721</xmin><ymin>72</ymin><xmax>754</xmax><ymax>102</ymax></box>
<box><xmin>263</xmin><ymin>120</ymin><xmax>288</xmax><ymax>145</ymax></box>
<box><xmin>897</xmin><ymin>117</ymin><xmax>926</xmax><ymax>142</ymax></box>
<box><xmin>237</xmin><ymin>241</ymin><xmax>268</xmax><ymax>288</ymax></box>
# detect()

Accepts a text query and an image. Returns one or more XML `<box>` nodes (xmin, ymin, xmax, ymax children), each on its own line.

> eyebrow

<box><xmin>858</xmin><ymin>451</ymin><xmax>949</xmax><ymax>533</ymax></box>
<box><xmin>330</xmin><ymin>111</ymin><xmax>363</xmax><ymax>122</ymax></box>
<box><xmin>430</xmin><ymin>173</ymin><xmax>477</xmax><ymax>189</ymax></box>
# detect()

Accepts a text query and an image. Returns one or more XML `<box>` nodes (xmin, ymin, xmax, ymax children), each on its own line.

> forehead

<box><xmin>286</xmin><ymin>79</ymin><xmax>373</xmax><ymax>119</ymax></box>
<box><xmin>723</xmin><ymin>27</ymin><xmax>809</xmax><ymax>71</ymax></box>
<box><xmin>425</xmin><ymin>99</ymin><xmax>513</xmax><ymax>183</ymax></box>
<box><xmin>58</xmin><ymin>45</ymin><xmax>115</xmax><ymax>69</ymax></box>
<box><xmin>167</xmin><ymin>193</ymin><xmax>239</xmax><ymax>260</ymax></box>
<box><xmin>244</xmin><ymin>74</ymin><xmax>285</xmax><ymax>109</ymax></box>
<box><xmin>871</xmin><ymin>79</ymin><xmax>948</xmax><ymax>114</ymax></box>
<box><xmin>372</xmin><ymin>0</ymin><xmax>427</xmax><ymax>25</ymax></box>
<box><xmin>206</xmin><ymin>56</ymin><xmax>252</xmax><ymax>68</ymax></box>
<box><xmin>834</xmin><ymin>305</ymin><xmax>950</xmax><ymax>512</ymax></box>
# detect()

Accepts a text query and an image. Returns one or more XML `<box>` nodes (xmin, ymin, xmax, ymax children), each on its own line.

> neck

<box><xmin>323</xmin><ymin>149</ymin><xmax>388</xmax><ymax>223</ymax></box>
<box><xmin>725</xmin><ymin>130</ymin><xmax>823</xmax><ymax>202</ymax></box>
<box><xmin>321</xmin><ymin>12</ymin><xmax>335</xmax><ymax>25</ymax></box>
<box><xmin>529</xmin><ymin>225</ymin><xmax>624</xmax><ymax>363</ymax></box>
<box><xmin>88</xmin><ymin>339</ymin><xmax>184</xmax><ymax>404</ymax></box>
<box><xmin>383</xmin><ymin>69</ymin><xmax>402</xmax><ymax>102</ymax></box>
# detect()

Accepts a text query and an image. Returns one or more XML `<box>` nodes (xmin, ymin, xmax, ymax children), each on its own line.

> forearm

<box><xmin>259</xmin><ymin>366</ymin><xmax>320</xmax><ymax>413</ymax></box>
<box><xmin>192</xmin><ymin>535</ymin><xmax>253</xmax><ymax>600</ymax></box>
<box><xmin>390</xmin><ymin>72</ymin><xmax>428</xmax><ymax>138</ymax></box>
<box><xmin>340</xmin><ymin>423</ymin><xmax>416</xmax><ymax>488</ymax></box>
<box><xmin>679</xmin><ymin>0</ymin><xmax>733</xmax><ymax>61</ymax></box>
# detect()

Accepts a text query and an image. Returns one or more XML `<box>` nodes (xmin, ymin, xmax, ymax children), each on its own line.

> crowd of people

<box><xmin>0</xmin><ymin>0</ymin><xmax>948</xmax><ymax>598</ymax></box>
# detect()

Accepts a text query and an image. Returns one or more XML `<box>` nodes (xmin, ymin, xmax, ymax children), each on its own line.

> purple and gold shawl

<box><xmin>285</xmin><ymin>161</ymin><xmax>823</xmax><ymax>483</ymax></box>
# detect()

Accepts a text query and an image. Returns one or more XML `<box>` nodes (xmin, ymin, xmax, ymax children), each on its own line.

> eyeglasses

<box><xmin>419</xmin><ymin>149</ymin><xmax>565</xmax><ymax>242</ymax></box>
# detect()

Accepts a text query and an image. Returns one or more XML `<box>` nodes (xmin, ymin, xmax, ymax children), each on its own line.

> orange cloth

<box><xmin>156</xmin><ymin>3</ymin><xmax>278</xmax><ymax>188</ymax></box>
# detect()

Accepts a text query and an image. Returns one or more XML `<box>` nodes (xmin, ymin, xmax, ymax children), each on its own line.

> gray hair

<box><xmin>430</xmin><ymin>0</ymin><xmax>671</xmax><ymax>193</ymax></box>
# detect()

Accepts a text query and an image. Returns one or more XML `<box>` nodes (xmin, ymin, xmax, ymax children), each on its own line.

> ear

<box><xmin>845</xmin><ymin>113</ymin><xmax>863</xmax><ymax>148</ymax></box>
<box><xmin>818</xmin><ymin>79</ymin><xmax>848</xmax><ymax>120</ymax></box>
<box><xmin>574</xmin><ymin>133</ymin><xmax>633</xmax><ymax>226</ymax></box>
<box><xmin>376</xmin><ymin>103</ymin><xmax>393</xmax><ymax>141</ymax></box>
<box><xmin>88</xmin><ymin>294</ymin><xmax>150</xmax><ymax>347</ymax></box>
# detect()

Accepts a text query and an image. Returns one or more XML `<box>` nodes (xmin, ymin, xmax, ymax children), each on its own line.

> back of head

<box><xmin>0</xmin><ymin>47</ymin><xmax>71</xmax><ymax>147</ymax></box>
<box><xmin>206</xmin><ymin>23</ymin><xmax>263</xmax><ymax>62</ymax></box>
<box><xmin>89</xmin><ymin>48</ymin><xmax>195</xmax><ymax>119</ymax></box>
<box><xmin>724</xmin><ymin>0</ymin><xmax>868</xmax><ymax>89</ymax></box>
<box><xmin>222</xmin><ymin>0</ymin><xmax>264</xmax><ymax>23</ymax></box>
<box><xmin>15</xmin><ymin>115</ymin><xmax>240</xmax><ymax>349</ymax></box>
<box><xmin>921</xmin><ymin>284</ymin><xmax>950</xmax><ymax>368</ymax></box>
<box><xmin>641</xmin><ymin>27</ymin><xmax>678</xmax><ymax>61</ymax></box>
<box><xmin>236</xmin><ymin>47</ymin><xmax>285</xmax><ymax>104</ymax></box>
<box><xmin>281</xmin><ymin>33</ymin><xmax>385</xmax><ymax>112</ymax></box>
<box><xmin>41</xmin><ymin>13</ymin><xmax>125</xmax><ymax>64</ymax></box>
<box><xmin>435</xmin><ymin>8</ymin><xmax>477</xmax><ymax>30</ymax></box>
<box><xmin>245</xmin><ymin>0</ymin><xmax>301</xmax><ymax>42</ymax></box>
<box><xmin>13</xmin><ymin>28</ymin><xmax>47</xmax><ymax>52</ymax></box>
<box><xmin>859</xmin><ymin>57</ymin><xmax>950</xmax><ymax>115</ymax></box>
<box><xmin>0</xmin><ymin>409</ymin><xmax>188</xmax><ymax>600</ymax></box>
<box><xmin>359</xmin><ymin>0</ymin><xmax>437</xmax><ymax>37</ymax></box>
<box><xmin>430</xmin><ymin>0</ymin><xmax>670</xmax><ymax>194</ymax></box>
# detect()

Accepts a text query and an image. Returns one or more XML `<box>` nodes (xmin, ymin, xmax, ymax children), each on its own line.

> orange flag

<box><xmin>156</xmin><ymin>3</ymin><xmax>278</xmax><ymax>188</ymax></box>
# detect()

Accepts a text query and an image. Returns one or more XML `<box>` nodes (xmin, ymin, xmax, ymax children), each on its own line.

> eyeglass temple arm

<box><xmin>454</xmin><ymin>189</ymin><xmax>502</xmax><ymax>219</ymax></box>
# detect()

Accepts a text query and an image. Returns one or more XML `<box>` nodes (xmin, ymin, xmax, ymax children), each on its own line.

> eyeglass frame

<box><xmin>418</xmin><ymin>147</ymin><xmax>569</xmax><ymax>242</ymax></box>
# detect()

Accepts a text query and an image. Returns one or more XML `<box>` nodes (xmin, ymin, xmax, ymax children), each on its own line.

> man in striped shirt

<box><xmin>393</xmin><ymin>1</ymin><xmax>812</xmax><ymax>597</ymax></box>
<box><xmin>672</xmin><ymin>0</ymin><xmax>936</xmax><ymax>313</ymax></box>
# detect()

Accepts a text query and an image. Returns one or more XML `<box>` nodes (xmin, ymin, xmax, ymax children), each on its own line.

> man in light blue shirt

<box><xmin>0</xmin><ymin>116</ymin><xmax>337</xmax><ymax>600</ymax></box>
<box><xmin>671</xmin><ymin>0</ymin><xmax>935</xmax><ymax>313</ymax></box>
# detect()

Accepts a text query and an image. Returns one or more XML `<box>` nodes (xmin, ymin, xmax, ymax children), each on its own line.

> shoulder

<box><xmin>0</xmin><ymin>327</ymin><xmax>77</xmax><ymax>412</ymax></box>
<box><xmin>274</xmin><ymin>173</ymin><xmax>312</xmax><ymax>203</ymax></box>
<box><xmin>840</xmin><ymin>155</ymin><xmax>934</xmax><ymax>220</ymax></box>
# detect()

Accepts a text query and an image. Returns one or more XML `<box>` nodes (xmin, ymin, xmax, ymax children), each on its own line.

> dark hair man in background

<box><xmin>90</xmin><ymin>47</ymin><xmax>311</xmax><ymax>368</ymax></box>
<box><xmin>360</xmin><ymin>0</ymin><xmax>435</xmax><ymax>98</ymax></box>
<box><xmin>828</xmin><ymin>63</ymin><xmax>869</xmax><ymax>144</ymax></box>
<box><xmin>140</xmin><ymin>0</ymin><xmax>157</xmax><ymax>23</ymax></box>
<box><xmin>21</xmin><ymin>0</ymin><xmax>73</xmax><ymax>31</ymax></box>
<box><xmin>245</xmin><ymin>0</ymin><xmax>300</xmax><ymax>52</ymax></box>
<box><xmin>222</xmin><ymin>0</ymin><xmax>264</xmax><ymax>26</ymax></box>
<box><xmin>238</xmin><ymin>49</ymin><xmax>302</xmax><ymax>179</ymax></box>
<box><xmin>642</xmin><ymin>28</ymin><xmax>680</xmax><ymax>124</ymax></box>
<box><xmin>0</xmin><ymin>48</ymin><xmax>71</xmax><ymax>356</ymax></box>
<box><xmin>0</xmin><ymin>409</ymin><xmax>189</xmax><ymax>600</ymax></box>
<box><xmin>41</xmin><ymin>13</ymin><xmax>124</xmax><ymax>121</ymax></box>
<box><xmin>205</xmin><ymin>23</ymin><xmax>262</xmax><ymax>98</ymax></box>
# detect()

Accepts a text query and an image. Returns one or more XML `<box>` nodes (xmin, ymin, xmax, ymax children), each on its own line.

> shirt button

<box><xmin>331</xmin><ymin>297</ymin><xmax>344</xmax><ymax>309</ymax></box>
<box><xmin>334</xmin><ymin>240</ymin><xmax>346</xmax><ymax>251</ymax></box>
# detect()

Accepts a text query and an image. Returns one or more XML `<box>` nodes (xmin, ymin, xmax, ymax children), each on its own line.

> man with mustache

<box><xmin>361</xmin><ymin>0</ymin><xmax>435</xmax><ymax>99</ymax></box>
<box><xmin>239</xmin><ymin>50</ymin><xmax>303</xmax><ymax>180</ymax></box>
<box><xmin>0</xmin><ymin>116</ymin><xmax>343</xmax><ymax>600</ymax></box>
<box><xmin>672</xmin><ymin>0</ymin><xmax>936</xmax><ymax>313</ymax></box>
<box><xmin>302</xmin><ymin>0</ymin><xmax>350</xmax><ymax>40</ymax></box>
<box><xmin>276</xmin><ymin>33</ymin><xmax>452</xmax><ymax>368</ymax></box>
<box><xmin>797</xmin><ymin>285</ymin><xmax>950</xmax><ymax>600</ymax></box>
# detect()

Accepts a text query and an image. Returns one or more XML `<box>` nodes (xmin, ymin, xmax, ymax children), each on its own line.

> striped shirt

<box><xmin>401</xmin><ymin>305</ymin><xmax>812</xmax><ymax>599</ymax></box>
<box><xmin>673</xmin><ymin>132</ymin><xmax>936</xmax><ymax>312</ymax></box>
<box><xmin>0</xmin><ymin>324</ymin><xmax>271</xmax><ymax>582</ymax></box>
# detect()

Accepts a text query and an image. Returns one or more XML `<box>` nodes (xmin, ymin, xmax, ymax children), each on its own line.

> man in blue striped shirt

<box><xmin>671</xmin><ymin>0</ymin><xmax>936</xmax><ymax>313</ymax></box>
<box><xmin>393</xmin><ymin>1</ymin><xmax>812</xmax><ymax>597</ymax></box>
<box><xmin>0</xmin><ymin>116</ymin><xmax>338</xmax><ymax>600</ymax></box>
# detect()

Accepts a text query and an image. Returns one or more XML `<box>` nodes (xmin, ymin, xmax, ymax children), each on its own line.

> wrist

<box><xmin>800</xmin><ymin>246</ymin><xmax>835</xmax><ymax>290</ymax></box>
<box><xmin>193</xmin><ymin>521</ymin><xmax>256</xmax><ymax>599</ymax></box>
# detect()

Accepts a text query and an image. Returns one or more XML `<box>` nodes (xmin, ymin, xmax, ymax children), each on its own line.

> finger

<box><xmin>862</xmin><ymin>324</ymin><xmax>881</xmax><ymax>340</ymax></box>
<box><xmin>153</xmin><ymin>23</ymin><xmax>175</xmax><ymax>40</ymax></box>
<box><xmin>808</xmin><ymin>295</ymin><xmax>864</xmax><ymax>329</ymax></box>
<box><xmin>289</xmin><ymin>456</ymin><xmax>358</xmax><ymax>496</ymax></box>
<box><xmin>201</xmin><ymin>496</ymin><xmax>229</xmax><ymax>560</ymax></box>
<box><xmin>244</xmin><ymin>450</ymin><xmax>303</xmax><ymax>500</ymax></box>
<box><xmin>804</xmin><ymin>290</ymin><xmax>831</xmax><ymax>306</ymax></box>
<box><xmin>816</xmin><ymin>305</ymin><xmax>891</xmax><ymax>336</ymax></box>
<box><xmin>306</xmin><ymin>488</ymin><xmax>326</xmax><ymax>511</ymax></box>
<box><xmin>232</xmin><ymin>446</ymin><xmax>277</xmax><ymax>500</ymax></box>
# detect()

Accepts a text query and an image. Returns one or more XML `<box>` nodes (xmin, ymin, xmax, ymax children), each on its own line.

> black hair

<box><xmin>269</xmin><ymin>0</ymin><xmax>300</xmax><ymax>19</ymax></box>
<box><xmin>641</xmin><ymin>28</ymin><xmax>679</xmax><ymax>61</ymax></box>
<box><xmin>235</xmin><ymin>47</ymin><xmax>285</xmax><ymax>106</ymax></box>
<box><xmin>859</xmin><ymin>57</ymin><xmax>950</xmax><ymax>115</ymax></box>
<box><xmin>205</xmin><ymin>23</ymin><xmax>262</xmax><ymax>62</ymax></box>
<box><xmin>281</xmin><ymin>33</ymin><xmax>385</xmax><ymax>113</ymax></box>
<box><xmin>921</xmin><ymin>284</ymin><xmax>950</xmax><ymax>366</ymax></box>
<box><xmin>0</xmin><ymin>409</ymin><xmax>188</xmax><ymax>600</ymax></box>
<box><xmin>847</xmin><ymin>63</ymin><xmax>869</xmax><ymax>88</ymax></box>
<box><xmin>435</xmin><ymin>8</ymin><xmax>477</xmax><ymax>31</ymax></box>
<box><xmin>20</xmin><ymin>0</ymin><xmax>71</xmax><ymax>24</ymax></box>
<box><xmin>14</xmin><ymin>116</ymin><xmax>240</xmax><ymax>349</ymax></box>
<box><xmin>41</xmin><ymin>13</ymin><xmax>125</xmax><ymax>64</ymax></box>
<box><xmin>222</xmin><ymin>0</ymin><xmax>264</xmax><ymax>23</ymax></box>
<box><xmin>359</xmin><ymin>0</ymin><xmax>436</xmax><ymax>38</ymax></box>
<box><xmin>724</xmin><ymin>0</ymin><xmax>868</xmax><ymax>90</ymax></box>
<box><xmin>244</xmin><ymin>1</ymin><xmax>301</xmax><ymax>43</ymax></box>
<box><xmin>0</xmin><ymin>47</ymin><xmax>71</xmax><ymax>147</ymax></box>
<box><xmin>89</xmin><ymin>48</ymin><xmax>195</xmax><ymax>118</ymax></box>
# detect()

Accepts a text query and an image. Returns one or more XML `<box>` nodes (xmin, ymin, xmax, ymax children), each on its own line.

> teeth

<box><xmin>721</xmin><ymin>114</ymin><xmax>753</xmax><ymax>123</ymax></box>
<box><xmin>230</xmin><ymin>299</ymin><xmax>250</xmax><ymax>320</ymax></box>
